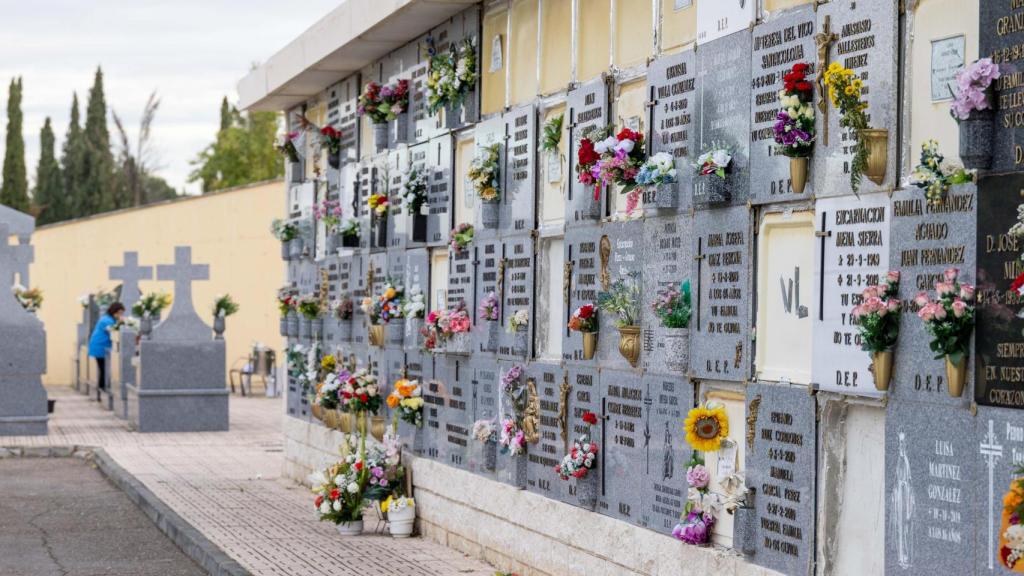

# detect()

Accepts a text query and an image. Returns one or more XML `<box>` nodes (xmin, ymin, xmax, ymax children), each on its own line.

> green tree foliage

<box><xmin>62</xmin><ymin>92</ymin><xmax>88</xmax><ymax>220</ymax></box>
<box><xmin>82</xmin><ymin>67</ymin><xmax>116</xmax><ymax>214</ymax></box>
<box><xmin>33</xmin><ymin>117</ymin><xmax>64</xmax><ymax>224</ymax></box>
<box><xmin>1</xmin><ymin>77</ymin><xmax>29</xmax><ymax>212</ymax></box>
<box><xmin>188</xmin><ymin>97</ymin><xmax>282</xmax><ymax>193</ymax></box>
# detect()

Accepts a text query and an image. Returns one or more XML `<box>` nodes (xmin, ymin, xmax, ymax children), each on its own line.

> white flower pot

<box><xmin>388</xmin><ymin>506</ymin><xmax>416</xmax><ymax>538</ymax></box>
<box><xmin>335</xmin><ymin>520</ymin><xmax>364</xmax><ymax>536</ymax></box>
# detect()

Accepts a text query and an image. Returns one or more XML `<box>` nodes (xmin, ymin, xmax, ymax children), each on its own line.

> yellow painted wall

<box><xmin>910</xmin><ymin>0</ymin><xmax>978</xmax><ymax>162</ymax></box>
<box><xmin>510</xmin><ymin>0</ymin><xmax>539</xmax><ymax>105</ymax></box>
<box><xmin>31</xmin><ymin>180</ymin><xmax>285</xmax><ymax>386</ymax></box>
<box><xmin>578</xmin><ymin>0</ymin><xmax>612</xmax><ymax>82</ymax></box>
<box><xmin>540</xmin><ymin>0</ymin><xmax>572</xmax><ymax>94</ymax></box>
<box><xmin>614</xmin><ymin>0</ymin><xmax>654</xmax><ymax>68</ymax></box>
<box><xmin>660</xmin><ymin>0</ymin><xmax>697</xmax><ymax>53</ymax></box>
<box><xmin>482</xmin><ymin>6</ymin><xmax>510</xmax><ymax>115</ymax></box>
<box><xmin>540</xmin><ymin>104</ymin><xmax>568</xmax><ymax>227</ymax></box>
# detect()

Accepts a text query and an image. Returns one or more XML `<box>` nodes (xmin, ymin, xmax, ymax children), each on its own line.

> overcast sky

<box><xmin>0</xmin><ymin>0</ymin><xmax>338</xmax><ymax>195</ymax></box>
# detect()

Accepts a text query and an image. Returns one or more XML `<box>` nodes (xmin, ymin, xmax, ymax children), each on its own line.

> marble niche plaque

<box><xmin>472</xmin><ymin>237</ymin><xmax>502</xmax><ymax>355</ymax></box>
<box><xmin>566</xmin><ymin>78</ymin><xmax>609</xmax><ymax>225</ymax></box>
<box><xmin>641</xmin><ymin>214</ymin><xmax>693</xmax><ymax>376</ymax></box>
<box><xmin>524</xmin><ymin>362</ymin><xmax>570</xmax><ymax>503</ymax></box>
<box><xmin>468</xmin><ymin>357</ymin><xmax>500</xmax><ymax>478</ymax></box>
<box><xmin>593</xmin><ymin>221</ymin><xmax>645</xmax><ymax>371</ymax></box>
<box><xmin>357</xmin><ymin>160</ymin><xmax>375</xmax><ymax>250</ymax></box>
<box><xmin>814</xmin><ymin>0</ymin><xmax>899</xmax><ymax>196</ymax></box>
<box><xmin>977</xmin><ymin>174</ymin><xmax>1024</xmax><ymax>409</ymax></box>
<box><xmin>885</xmin><ymin>401</ymin><xmax>976</xmax><ymax>575</ymax></box>
<box><xmin>409</xmin><ymin>59</ymin><xmax>440</xmax><ymax>144</ymax></box>
<box><xmin>694</xmin><ymin>31</ymin><xmax>752</xmax><ymax>208</ymax></box>
<box><xmin>426</xmin><ymin>134</ymin><xmax>454</xmax><ymax>247</ymax></box>
<box><xmin>646</xmin><ymin>48</ymin><xmax>696</xmax><ymax>214</ymax></box>
<box><xmin>470</xmin><ymin>116</ymin><xmax>505</xmax><ymax>234</ymax></box>
<box><xmin>386</xmin><ymin>147</ymin><xmax>409</xmax><ymax>251</ymax></box>
<box><xmin>639</xmin><ymin>372</ymin><xmax>694</xmax><ymax>535</ymax></box>
<box><xmin>403</xmin><ymin>248</ymin><xmax>430</xmax><ymax>350</ymax></box>
<box><xmin>565</xmin><ymin>364</ymin><xmax>601</xmax><ymax>502</ymax></box>
<box><xmin>973</xmin><ymin>406</ymin><xmax>1024</xmax><ymax>575</ymax></box>
<box><xmin>691</xmin><ymin>205</ymin><xmax>752</xmax><ymax>382</ymax></box>
<box><xmin>447</xmin><ymin>240</ymin><xmax>475</xmax><ymax>310</ymax></box>
<box><xmin>502</xmin><ymin>105</ymin><xmax>537</xmax><ymax>232</ymax></box>
<box><xmin>599</xmin><ymin>369</ymin><xmax>646</xmax><ymax>524</ymax></box>
<box><xmin>325</xmin><ymin>75</ymin><xmax>360</xmax><ymax>164</ymax></box>
<box><xmin>812</xmin><ymin>192</ymin><xmax>890</xmax><ymax>397</ymax></box>
<box><xmin>420</xmin><ymin>356</ymin><xmax>446</xmax><ymax>461</ymax></box>
<box><xmin>890</xmin><ymin>184</ymin><xmax>976</xmax><ymax>405</ymax></box>
<box><xmin>980</xmin><ymin>2</ymin><xmax>1024</xmax><ymax>173</ymax></box>
<box><xmin>350</xmin><ymin>254</ymin><xmax>370</xmax><ymax>348</ymax></box>
<box><xmin>436</xmin><ymin>356</ymin><xmax>472</xmax><ymax>469</ymax></box>
<box><xmin>749</xmin><ymin>5</ymin><xmax>817</xmax><ymax>204</ymax></box>
<box><xmin>563</xmin><ymin>224</ymin><xmax>603</xmax><ymax>363</ymax></box>
<box><xmin>745</xmin><ymin>382</ymin><xmax>816</xmax><ymax>576</ymax></box>
<box><xmin>498</xmin><ymin>234</ymin><xmax>534</xmax><ymax>360</ymax></box>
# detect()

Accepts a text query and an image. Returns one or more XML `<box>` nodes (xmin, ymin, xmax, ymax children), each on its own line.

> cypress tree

<box><xmin>62</xmin><ymin>93</ymin><xmax>88</xmax><ymax>219</ymax></box>
<box><xmin>1</xmin><ymin>77</ymin><xmax>29</xmax><ymax>212</ymax></box>
<box><xmin>33</xmin><ymin>118</ymin><xmax>63</xmax><ymax>224</ymax></box>
<box><xmin>219</xmin><ymin>96</ymin><xmax>232</xmax><ymax>132</ymax></box>
<box><xmin>82</xmin><ymin>67</ymin><xmax>116</xmax><ymax>213</ymax></box>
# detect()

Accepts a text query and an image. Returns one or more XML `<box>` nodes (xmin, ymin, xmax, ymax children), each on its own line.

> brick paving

<box><xmin>3</xmin><ymin>387</ymin><xmax>494</xmax><ymax>576</ymax></box>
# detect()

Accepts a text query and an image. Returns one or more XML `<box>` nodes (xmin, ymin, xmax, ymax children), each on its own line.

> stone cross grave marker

<box><xmin>0</xmin><ymin>205</ymin><xmax>34</xmax><ymax>287</ymax></box>
<box><xmin>152</xmin><ymin>246</ymin><xmax>210</xmax><ymax>341</ymax></box>
<box><xmin>108</xmin><ymin>251</ymin><xmax>153</xmax><ymax>310</ymax></box>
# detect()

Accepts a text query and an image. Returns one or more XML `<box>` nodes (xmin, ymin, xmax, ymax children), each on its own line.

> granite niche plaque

<box><xmin>641</xmin><ymin>214</ymin><xmax>693</xmax><ymax>375</ymax></box>
<box><xmin>472</xmin><ymin>238</ymin><xmax>502</xmax><ymax>354</ymax></box>
<box><xmin>468</xmin><ymin>358</ymin><xmax>500</xmax><ymax>478</ymax></box>
<box><xmin>426</xmin><ymin>134</ymin><xmax>453</xmax><ymax>247</ymax></box>
<box><xmin>566</xmin><ymin>78</ymin><xmax>609</xmax><ymax>225</ymax></box>
<box><xmin>598</xmin><ymin>369</ymin><xmax>645</xmax><ymax>525</ymax></box>
<box><xmin>639</xmin><ymin>372</ymin><xmax>694</xmax><ymax>535</ymax></box>
<box><xmin>563</xmin><ymin>224</ymin><xmax>602</xmax><ymax>362</ymax></box>
<box><xmin>524</xmin><ymin>362</ymin><xmax>569</xmax><ymax>503</ymax></box>
<box><xmin>498</xmin><ymin>234</ymin><xmax>534</xmax><ymax>360</ymax></box>
<box><xmin>646</xmin><ymin>49</ymin><xmax>696</xmax><ymax>214</ymax></box>
<box><xmin>979</xmin><ymin>2</ymin><xmax>1024</xmax><ymax>173</ymax></box>
<box><xmin>435</xmin><ymin>356</ymin><xmax>471</xmax><ymax>469</ymax></box>
<box><xmin>502</xmin><ymin>105</ymin><xmax>537</xmax><ymax>231</ymax></box>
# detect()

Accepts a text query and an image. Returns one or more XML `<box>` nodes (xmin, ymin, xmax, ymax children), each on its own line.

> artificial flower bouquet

<box><xmin>133</xmin><ymin>291</ymin><xmax>172</xmax><ymax>319</ymax></box>
<box><xmin>1000</xmin><ymin>468</ymin><xmax>1024</xmax><ymax>570</ymax></box>
<box><xmin>339</xmin><ymin>218</ymin><xmax>360</xmax><ymax>244</ymax></box>
<box><xmin>473</xmin><ymin>419</ymin><xmax>497</xmax><ymax>443</ymax></box>
<box><xmin>368</xmin><ymin>192</ymin><xmax>389</xmax><ymax>218</ymax></box>
<box><xmin>568</xmin><ymin>303</ymin><xmax>599</xmax><ymax>360</ymax></box>
<box><xmin>212</xmin><ymin>294</ymin><xmax>239</xmax><ymax>318</ymax></box>
<box><xmin>334</xmin><ymin>296</ymin><xmax>354</xmax><ymax>321</ymax></box>
<box><xmin>575</xmin><ymin>127</ymin><xmax>607</xmax><ymax>187</ymax></box>
<box><xmin>914</xmin><ymin>267</ymin><xmax>975</xmax><ymax>397</ymax></box>
<box><xmin>773</xmin><ymin>62</ymin><xmax>816</xmax><ymax>158</ymax></box>
<box><xmin>297</xmin><ymin>295</ymin><xmax>321</xmax><ymax>320</ymax></box>
<box><xmin>316</xmin><ymin>368</ymin><xmax>346</xmax><ymax>411</ymax></box>
<box><xmin>339</xmin><ymin>368</ymin><xmax>382</xmax><ymax>414</ymax></box>
<box><xmin>271</xmin><ymin>218</ymin><xmax>299</xmax><ymax>242</ymax></box>
<box><xmin>320</xmin><ymin>125</ymin><xmax>342</xmax><ymax>156</ymax></box>
<box><xmin>499</xmin><ymin>416</ymin><xmax>526</xmax><ymax>456</ymax></box>
<box><xmin>652</xmin><ymin>281</ymin><xmax>692</xmax><ymax>329</ymax></box>
<box><xmin>823</xmin><ymin>62</ymin><xmax>879</xmax><ymax>192</ymax></box>
<box><xmin>634</xmin><ymin>151</ymin><xmax>679</xmax><ymax>211</ymax></box>
<box><xmin>449</xmin><ymin>223</ymin><xmax>474</xmax><ymax>254</ymax></box>
<box><xmin>358</xmin><ymin>80</ymin><xmax>409</xmax><ymax>124</ymax></box>
<box><xmin>555</xmin><ymin>411</ymin><xmax>599</xmax><ymax>480</ymax></box>
<box><xmin>426</xmin><ymin>38</ymin><xmax>478</xmax><ymax>115</ymax></box>
<box><xmin>275</xmin><ymin>131</ymin><xmax>300</xmax><ymax>162</ymax></box>
<box><xmin>402</xmin><ymin>288</ymin><xmax>426</xmax><ymax>320</ymax></box>
<box><xmin>422</xmin><ymin>301</ymin><xmax>472</xmax><ymax>352</ymax></box>
<box><xmin>507</xmin><ymin>309</ymin><xmax>528</xmax><ymax>333</ymax></box>
<box><xmin>386</xmin><ymin>378</ymin><xmax>424</xmax><ymax>428</ymax></box>
<box><xmin>908</xmin><ymin>139</ymin><xmax>974</xmax><ymax>207</ymax></box>
<box><xmin>468</xmin><ymin>143</ymin><xmax>501</xmax><ymax>202</ymax></box>
<box><xmin>13</xmin><ymin>285</ymin><xmax>42</xmax><ymax>312</ymax></box>
<box><xmin>478</xmin><ymin>291</ymin><xmax>500</xmax><ymax>322</ymax></box>
<box><xmin>598</xmin><ymin>272</ymin><xmax>643</xmax><ymax>366</ymax></box>
<box><xmin>693</xmin><ymin>144</ymin><xmax>734</xmax><ymax>204</ymax></box>
<box><xmin>315</xmin><ymin>198</ymin><xmax>344</xmax><ymax>233</ymax></box>
<box><xmin>950</xmin><ymin>58</ymin><xmax>1000</xmax><ymax>121</ymax></box>
<box><xmin>673</xmin><ymin>454</ymin><xmax>716</xmax><ymax>546</ymax></box>
<box><xmin>852</xmin><ymin>271</ymin><xmax>901</xmax><ymax>391</ymax></box>
<box><xmin>376</xmin><ymin>281</ymin><xmax>405</xmax><ymax>324</ymax></box>
<box><xmin>684</xmin><ymin>402</ymin><xmax>729</xmax><ymax>452</ymax></box>
<box><xmin>402</xmin><ymin>167</ymin><xmax>428</xmax><ymax>215</ymax></box>
<box><xmin>276</xmin><ymin>288</ymin><xmax>296</xmax><ymax>318</ymax></box>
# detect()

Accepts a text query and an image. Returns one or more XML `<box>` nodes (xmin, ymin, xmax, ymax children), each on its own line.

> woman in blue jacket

<box><xmin>88</xmin><ymin>302</ymin><xmax>124</xmax><ymax>392</ymax></box>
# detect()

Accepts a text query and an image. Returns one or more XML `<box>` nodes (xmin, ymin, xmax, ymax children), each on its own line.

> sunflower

<box><xmin>684</xmin><ymin>403</ymin><xmax>729</xmax><ymax>452</ymax></box>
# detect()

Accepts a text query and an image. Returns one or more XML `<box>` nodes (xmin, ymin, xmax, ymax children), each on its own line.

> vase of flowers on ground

<box><xmin>449</xmin><ymin>223</ymin><xmax>474</xmax><ymax>255</ymax></box>
<box><xmin>568</xmin><ymin>303</ymin><xmax>599</xmax><ymax>360</ymax></box>
<box><xmin>652</xmin><ymin>281</ymin><xmax>692</xmax><ymax>365</ymax></box>
<box><xmin>908</xmin><ymin>140</ymin><xmax>975</xmax><ymax>208</ymax></box>
<box><xmin>315</xmin><ymin>198</ymin><xmax>344</xmax><ymax>255</ymax></box>
<box><xmin>478</xmin><ymin>291</ymin><xmax>500</xmax><ymax>352</ymax></box>
<box><xmin>340</xmin><ymin>218</ymin><xmax>360</xmax><ymax>248</ymax></box>
<box><xmin>636</xmin><ymin>152</ymin><xmax>678</xmax><ymax>210</ymax></box>
<box><xmin>951</xmin><ymin>58</ymin><xmax>1000</xmax><ymax>170</ymax></box>
<box><xmin>575</xmin><ymin>126</ymin><xmax>612</xmax><ymax>220</ymax></box>
<box><xmin>211</xmin><ymin>294</ymin><xmax>239</xmax><ymax>340</ymax></box>
<box><xmin>402</xmin><ymin>167</ymin><xmax>429</xmax><ymax>242</ymax></box>
<box><xmin>598</xmin><ymin>272</ymin><xmax>643</xmax><ymax>367</ymax></box>
<box><xmin>311</xmin><ymin>433</ymin><xmax>403</xmax><ymax>537</ymax></box>
<box><xmin>508</xmin><ymin>310</ymin><xmax>529</xmax><ymax>357</ymax></box>
<box><xmin>297</xmin><ymin>296</ymin><xmax>320</xmax><ymax>341</ymax></box>
<box><xmin>321</xmin><ymin>125</ymin><xmax>342</xmax><ymax>169</ymax></box>
<box><xmin>824</xmin><ymin>62</ymin><xmax>886</xmax><ymax>190</ymax></box>
<box><xmin>673</xmin><ymin>454</ymin><xmax>716</xmax><ymax>546</ymax></box>
<box><xmin>469</xmin><ymin>142</ymin><xmax>502</xmax><ymax>229</ymax></box>
<box><xmin>473</xmin><ymin>419</ymin><xmax>498</xmax><ymax>471</ymax></box>
<box><xmin>382</xmin><ymin>496</ymin><xmax>416</xmax><ymax>538</ymax></box>
<box><xmin>556</xmin><ymin>411</ymin><xmax>600</xmax><ymax>509</ymax></box>
<box><xmin>402</xmin><ymin>288</ymin><xmax>426</xmax><ymax>348</ymax></box>
<box><xmin>271</xmin><ymin>219</ymin><xmax>300</xmax><ymax>260</ymax></box>
<box><xmin>693</xmin><ymin>145</ymin><xmax>733</xmax><ymax>205</ymax></box>
<box><xmin>368</xmin><ymin>192</ymin><xmax>389</xmax><ymax>249</ymax></box>
<box><xmin>852</xmin><ymin>271</ymin><xmax>901</xmax><ymax>392</ymax></box>
<box><xmin>589</xmin><ymin>127</ymin><xmax>647</xmax><ymax>216</ymax></box>
<box><xmin>773</xmin><ymin>62</ymin><xmax>815</xmax><ymax>194</ymax></box>
<box><xmin>426</xmin><ymin>38</ymin><xmax>477</xmax><ymax>129</ymax></box>
<box><xmin>914</xmin><ymin>268</ymin><xmax>975</xmax><ymax>397</ymax></box>
<box><xmin>333</xmin><ymin>296</ymin><xmax>354</xmax><ymax>341</ymax></box>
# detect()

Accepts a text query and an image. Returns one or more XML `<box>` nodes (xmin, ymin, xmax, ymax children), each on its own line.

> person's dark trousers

<box><xmin>95</xmin><ymin>357</ymin><xmax>106</xmax><ymax>392</ymax></box>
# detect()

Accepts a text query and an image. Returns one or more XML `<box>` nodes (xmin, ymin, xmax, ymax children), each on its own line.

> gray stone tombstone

<box><xmin>973</xmin><ymin>406</ymin><xmax>1024</xmax><ymax>575</ymax></box>
<box><xmin>0</xmin><ymin>224</ymin><xmax>47</xmax><ymax>435</ymax></box>
<box><xmin>0</xmin><ymin>204</ymin><xmax>34</xmax><ymax>287</ymax></box>
<box><xmin>468</xmin><ymin>357</ymin><xmax>501</xmax><ymax>479</ymax></box>
<box><xmin>641</xmin><ymin>214</ymin><xmax>693</xmax><ymax>376</ymax></box>
<box><xmin>420</xmin><ymin>356</ymin><xmax>446</xmax><ymax>461</ymax></box>
<box><xmin>591</xmin><ymin>221</ymin><xmax>645</xmax><ymax>372</ymax></box>
<box><xmin>646</xmin><ymin>48</ymin><xmax>696</xmax><ymax>214</ymax></box>
<box><xmin>497</xmin><ymin>234</ymin><xmax>534</xmax><ymax>360</ymax></box>
<box><xmin>130</xmin><ymin>246</ymin><xmax>227</xmax><ymax>433</ymax></box>
<box><xmin>695</xmin><ymin>31</ymin><xmax>752</xmax><ymax>208</ymax></box>
<box><xmin>639</xmin><ymin>372</ymin><xmax>694</xmax><ymax>535</ymax></box>
<box><xmin>745</xmin><ymin>382</ymin><xmax>816</xmax><ymax>576</ymax></box>
<box><xmin>981</xmin><ymin>2</ymin><xmax>1024</xmax><ymax>173</ymax></box>
<box><xmin>503</xmin><ymin>104</ymin><xmax>537</xmax><ymax>231</ymax></box>
<box><xmin>357</xmin><ymin>160</ymin><xmax>375</xmax><ymax>250</ymax></box>
<box><xmin>426</xmin><ymin>134</ymin><xmax>453</xmax><ymax>247</ymax></box>
<box><xmin>563</xmin><ymin>224</ymin><xmax>603</xmax><ymax>363</ymax></box>
<box><xmin>598</xmin><ymin>369</ymin><xmax>645</xmax><ymax>525</ymax></box>
<box><xmin>749</xmin><ymin>5</ymin><xmax>817</xmax><ymax>204</ymax></box>
<box><xmin>524</xmin><ymin>361</ymin><xmax>570</xmax><ymax>503</ymax></box>
<box><xmin>447</xmin><ymin>240</ymin><xmax>475</xmax><ymax>309</ymax></box>
<box><xmin>403</xmin><ymin>248</ymin><xmax>430</xmax><ymax>351</ymax></box>
<box><xmin>812</xmin><ymin>192</ymin><xmax>891</xmax><ymax>397</ymax></box>
<box><xmin>109</xmin><ymin>251</ymin><xmax>153</xmax><ymax>310</ymax></box>
<box><xmin>349</xmin><ymin>253</ymin><xmax>369</xmax><ymax>348</ymax></box>
<box><xmin>814</xmin><ymin>0</ymin><xmax>899</xmax><ymax>196</ymax></box>
<box><xmin>472</xmin><ymin>237</ymin><xmax>502</xmax><ymax>355</ymax></box>
<box><xmin>691</xmin><ymin>205</ymin><xmax>752</xmax><ymax>382</ymax></box>
<box><xmin>890</xmin><ymin>184</ymin><xmax>975</xmax><ymax>406</ymax></box>
<box><xmin>884</xmin><ymin>401</ymin><xmax>976</xmax><ymax>575</ymax></box>
<box><xmin>566</xmin><ymin>78</ymin><xmax>610</xmax><ymax>225</ymax></box>
<box><xmin>325</xmin><ymin>75</ymin><xmax>360</xmax><ymax>165</ymax></box>
<box><xmin>409</xmin><ymin>59</ymin><xmax>440</xmax><ymax>144</ymax></box>
<box><xmin>386</xmin><ymin>147</ymin><xmax>409</xmax><ymax>251</ymax></box>
<box><xmin>435</xmin><ymin>355</ymin><xmax>472</xmax><ymax>469</ymax></box>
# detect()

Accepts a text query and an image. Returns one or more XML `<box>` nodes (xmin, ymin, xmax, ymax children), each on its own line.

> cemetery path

<box><xmin>3</xmin><ymin>387</ymin><xmax>495</xmax><ymax>576</ymax></box>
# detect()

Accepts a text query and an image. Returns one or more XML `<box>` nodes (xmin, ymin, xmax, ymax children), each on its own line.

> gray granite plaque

<box><xmin>647</xmin><ymin>49</ymin><xmax>697</xmax><ymax>213</ymax></box>
<box><xmin>350</xmin><ymin>254</ymin><xmax>370</xmax><ymax>347</ymax></box>
<box><xmin>403</xmin><ymin>248</ymin><xmax>430</xmax><ymax>351</ymax></box>
<box><xmin>325</xmin><ymin>75</ymin><xmax>360</xmax><ymax>164</ymax></box>
<box><xmin>695</xmin><ymin>31</ymin><xmax>752</xmax><ymax>207</ymax></box>
<box><xmin>409</xmin><ymin>60</ymin><xmax>440</xmax><ymax>144</ymax></box>
<box><xmin>639</xmin><ymin>373</ymin><xmax>694</xmax><ymax>535</ymax></box>
<box><xmin>524</xmin><ymin>362</ymin><xmax>570</xmax><ymax>503</ymax></box>
<box><xmin>642</xmin><ymin>214</ymin><xmax>693</xmax><ymax>375</ymax></box>
<box><xmin>472</xmin><ymin>238</ymin><xmax>502</xmax><ymax>354</ymax></box>
<box><xmin>435</xmin><ymin>355</ymin><xmax>472</xmax><ymax>469</ymax></box>
<box><xmin>973</xmin><ymin>406</ymin><xmax>1024</xmax><ymax>574</ymax></box>
<box><xmin>566</xmin><ymin>363</ymin><xmax>602</xmax><ymax>502</ymax></box>
<box><xmin>426</xmin><ymin>134</ymin><xmax>453</xmax><ymax>247</ymax></box>
<box><xmin>566</xmin><ymin>78</ymin><xmax>609</xmax><ymax>225</ymax></box>
<box><xmin>447</xmin><ymin>239</ymin><xmax>475</xmax><ymax>309</ymax></box>
<box><xmin>746</xmin><ymin>382</ymin><xmax>816</xmax><ymax>576</ymax></box>
<box><xmin>407</xmin><ymin>142</ymin><xmax>430</xmax><ymax>248</ymax></box>
<box><xmin>357</xmin><ymin>160</ymin><xmax>375</xmax><ymax>250</ymax></box>
<box><xmin>592</xmin><ymin>221</ymin><xmax>645</xmax><ymax>371</ymax></box>
<box><xmin>598</xmin><ymin>369</ymin><xmax>645</xmax><ymax>524</ymax></box>
<box><xmin>498</xmin><ymin>234</ymin><xmax>534</xmax><ymax>360</ymax></box>
<box><xmin>978</xmin><ymin>3</ymin><xmax>1022</xmax><ymax>173</ymax></box>
<box><xmin>503</xmin><ymin>105</ymin><xmax>537</xmax><ymax>231</ymax></box>
<box><xmin>563</xmin><ymin>224</ymin><xmax>602</xmax><ymax>362</ymax></box>
<box><xmin>386</xmin><ymin>147</ymin><xmax>409</xmax><ymax>250</ymax></box>
<box><xmin>885</xmin><ymin>401</ymin><xmax>976</xmax><ymax>575</ymax></box>
<box><xmin>749</xmin><ymin>5</ymin><xmax>817</xmax><ymax>204</ymax></box>
<box><xmin>420</xmin><ymin>354</ymin><xmax>444</xmax><ymax>461</ymax></box>
<box><xmin>691</xmin><ymin>205</ymin><xmax>752</xmax><ymax>381</ymax></box>
<box><xmin>468</xmin><ymin>357</ymin><xmax>501</xmax><ymax>478</ymax></box>
<box><xmin>471</xmin><ymin>116</ymin><xmax>506</xmax><ymax>234</ymax></box>
<box><xmin>891</xmin><ymin>183</ymin><xmax>976</xmax><ymax>406</ymax></box>
<box><xmin>814</xmin><ymin>0</ymin><xmax>899</xmax><ymax>196</ymax></box>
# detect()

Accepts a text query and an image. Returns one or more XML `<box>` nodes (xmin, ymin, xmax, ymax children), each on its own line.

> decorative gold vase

<box><xmin>311</xmin><ymin>403</ymin><xmax>323</xmax><ymax>421</ymax></box>
<box><xmin>322</xmin><ymin>407</ymin><xmax>338</xmax><ymax>429</ymax></box>
<box><xmin>368</xmin><ymin>324</ymin><xmax>385</xmax><ymax>348</ymax></box>
<box><xmin>790</xmin><ymin>157</ymin><xmax>808</xmax><ymax>194</ymax></box>
<box><xmin>871</xmin><ymin>350</ymin><xmax>893</xmax><ymax>392</ymax></box>
<box><xmin>617</xmin><ymin>326</ymin><xmax>641</xmax><ymax>368</ymax></box>
<box><xmin>946</xmin><ymin>355</ymin><xmax>967</xmax><ymax>398</ymax></box>
<box><xmin>371</xmin><ymin>415</ymin><xmax>386</xmax><ymax>441</ymax></box>
<box><xmin>337</xmin><ymin>410</ymin><xmax>354</xmax><ymax>433</ymax></box>
<box><xmin>582</xmin><ymin>331</ymin><xmax>597</xmax><ymax>360</ymax></box>
<box><xmin>859</xmin><ymin>128</ymin><xmax>888</xmax><ymax>185</ymax></box>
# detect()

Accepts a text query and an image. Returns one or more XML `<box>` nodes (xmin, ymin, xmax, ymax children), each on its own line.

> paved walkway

<box><xmin>3</xmin><ymin>387</ymin><xmax>494</xmax><ymax>576</ymax></box>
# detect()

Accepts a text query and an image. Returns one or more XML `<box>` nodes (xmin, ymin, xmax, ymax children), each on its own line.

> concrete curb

<box><xmin>2</xmin><ymin>445</ymin><xmax>252</xmax><ymax>576</ymax></box>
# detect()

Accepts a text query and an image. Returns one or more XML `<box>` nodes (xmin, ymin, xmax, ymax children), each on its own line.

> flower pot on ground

<box><xmin>871</xmin><ymin>350</ymin><xmax>894</xmax><ymax>392</ymax></box>
<box><xmin>336</xmin><ymin>520</ymin><xmax>364</xmax><ymax>536</ymax></box>
<box><xmin>951</xmin><ymin>58</ymin><xmax>1000</xmax><ymax>170</ymax></box>
<box><xmin>368</xmin><ymin>324</ymin><xmax>385</xmax><ymax>348</ymax></box>
<box><xmin>860</xmin><ymin>128</ymin><xmax>888</xmax><ymax>185</ymax></box>
<box><xmin>790</xmin><ymin>157</ymin><xmax>808</xmax><ymax>194</ymax></box>
<box><xmin>286</xmin><ymin>311</ymin><xmax>299</xmax><ymax>338</ymax></box>
<box><xmin>373</xmin><ymin>122</ymin><xmax>388</xmax><ymax>153</ymax></box>
<box><xmin>946</xmin><ymin>355</ymin><xmax>967</xmax><ymax>398</ymax></box>
<box><xmin>386</xmin><ymin>498</ymin><xmax>416</xmax><ymax>538</ymax></box>
<box><xmin>386</xmin><ymin>321</ymin><xmax>404</xmax><ymax>346</ymax></box>
<box><xmin>213</xmin><ymin>316</ymin><xmax>226</xmax><ymax>339</ymax></box>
